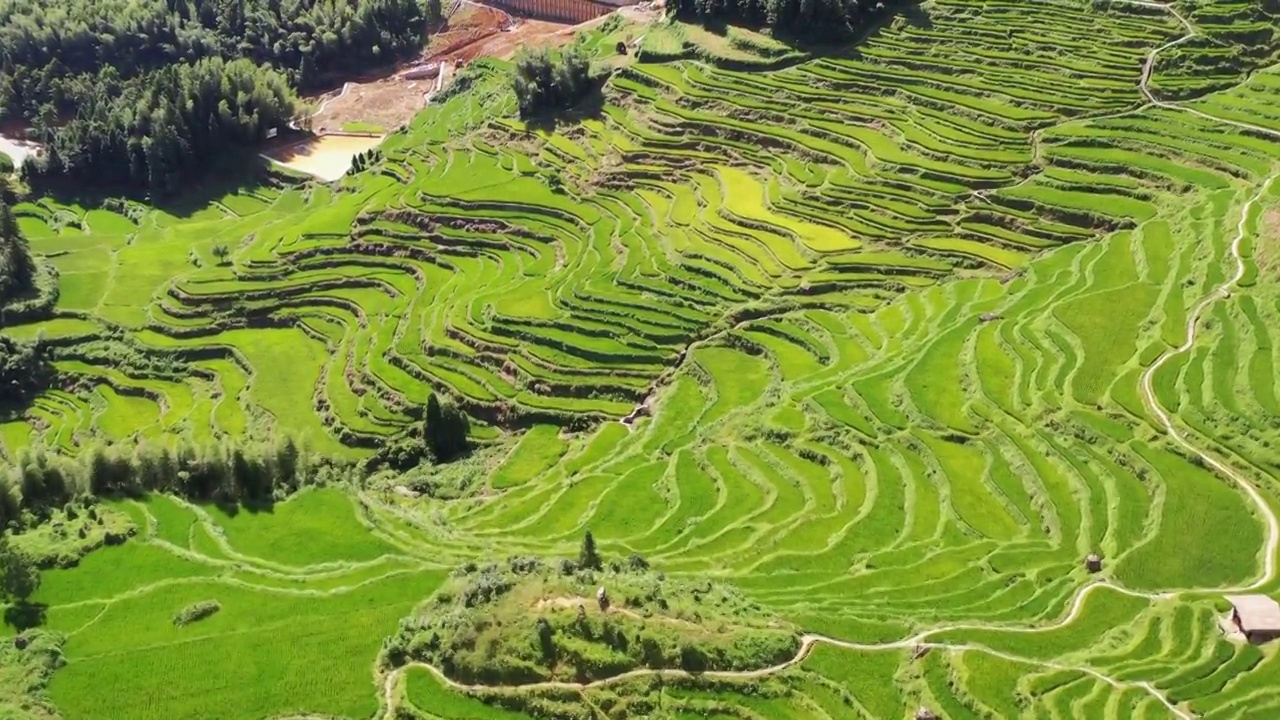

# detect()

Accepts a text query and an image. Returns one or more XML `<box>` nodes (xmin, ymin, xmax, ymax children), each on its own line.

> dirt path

<box><xmin>1123</xmin><ymin>0</ymin><xmax>1280</xmax><ymax>593</ymax></box>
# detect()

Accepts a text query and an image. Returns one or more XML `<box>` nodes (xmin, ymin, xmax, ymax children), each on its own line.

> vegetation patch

<box><xmin>172</xmin><ymin>600</ymin><xmax>221</xmax><ymax>627</ymax></box>
<box><xmin>384</xmin><ymin>540</ymin><xmax>799</xmax><ymax>685</ymax></box>
<box><xmin>0</xmin><ymin>630</ymin><xmax>64</xmax><ymax>720</ymax></box>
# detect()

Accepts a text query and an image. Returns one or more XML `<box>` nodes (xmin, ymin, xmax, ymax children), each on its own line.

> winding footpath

<box><xmin>1139</xmin><ymin>174</ymin><xmax>1280</xmax><ymax>593</ymax></box>
<box><xmin>378</xmin><ymin>4</ymin><xmax>1280</xmax><ymax>719</ymax></box>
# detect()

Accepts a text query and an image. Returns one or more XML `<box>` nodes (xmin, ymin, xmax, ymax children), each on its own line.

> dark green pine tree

<box><xmin>579</xmin><ymin>530</ymin><xmax>601</xmax><ymax>570</ymax></box>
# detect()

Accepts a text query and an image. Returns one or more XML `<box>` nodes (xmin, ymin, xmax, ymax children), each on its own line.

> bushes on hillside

<box><xmin>0</xmin><ymin>338</ymin><xmax>52</xmax><ymax>409</ymax></box>
<box><xmin>0</xmin><ymin>534</ymin><xmax>40</xmax><ymax>603</ymax></box>
<box><xmin>384</xmin><ymin>554</ymin><xmax>800</xmax><ymax>687</ymax></box>
<box><xmin>512</xmin><ymin>46</ymin><xmax>594</xmax><ymax>118</ymax></box>
<box><xmin>0</xmin><ymin>436</ymin><xmax>327</xmax><ymax>530</ymax></box>
<box><xmin>173</xmin><ymin>600</ymin><xmax>221</xmax><ymax>626</ymax></box>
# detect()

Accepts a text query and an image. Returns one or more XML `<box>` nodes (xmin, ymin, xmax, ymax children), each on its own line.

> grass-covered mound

<box><xmin>384</xmin><ymin>553</ymin><xmax>799</xmax><ymax>685</ymax></box>
<box><xmin>0</xmin><ymin>630</ymin><xmax>64</xmax><ymax>720</ymax></box>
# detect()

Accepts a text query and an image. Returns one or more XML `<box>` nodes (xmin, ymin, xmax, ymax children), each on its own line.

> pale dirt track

<box><xmin>375</xmin><ymin>3</ymin><xmax>1280</xmax><ymax>718</ymax></box>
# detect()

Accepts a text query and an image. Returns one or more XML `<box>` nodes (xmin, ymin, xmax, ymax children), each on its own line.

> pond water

<box><xmin>263</xmin><ymin>134</ymin><xmax>384</xmax><ymax>182</ymax></box>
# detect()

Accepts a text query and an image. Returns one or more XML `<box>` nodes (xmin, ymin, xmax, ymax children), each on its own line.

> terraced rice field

<box><xmin>6</xmin><ymin>0</ymin><xmax>1280</xmax><ymax>717</ymax></box>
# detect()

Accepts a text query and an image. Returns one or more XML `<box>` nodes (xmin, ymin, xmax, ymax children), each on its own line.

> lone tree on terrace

<box><xmin>0</xmin><ymin>536</ymin><xmax>39</xmax><ymax>604</ymax></box>
<box><xmin>512</xmin><ymin>46</ymin><xmax>593</xmax><ymax>118</ymax></box>
<box><xmin>579</xmin><ymin>530</ymin><xmax>601</xmax><ymax>570</ymax></box>
<box><xmin>425</xmin><ymin>394</ymin><xmax>470</xmax><ymax>462</ymax></box>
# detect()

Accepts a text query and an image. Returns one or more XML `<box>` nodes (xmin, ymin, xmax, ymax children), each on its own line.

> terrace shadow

<box><xmin>521</xmin><ymin>84</ymin><xmax>607</xmax><ymax>134</ymax></box>
<box><xmin>683</xmin><ymin>0</ymin><xmax>932</xmax><ymax>63</ymax></box>
<box><xmin>201</xmin><ymin>495</ymin><xmax>279</xmax><ymax>519</ymax></box>
<box><xmin>5</xmin><ymin>601</ymin><xmax>48</xmax><ymax>631</ymax></box>
<box><xmin>150</xmin><ymin>155</ymin><xmax>287</xmax><ymax>220</ymax></box>
<box><xmin>31</xmin><ymin>151</ymin><xmax>289</xmax><ymax>222</ymax></box>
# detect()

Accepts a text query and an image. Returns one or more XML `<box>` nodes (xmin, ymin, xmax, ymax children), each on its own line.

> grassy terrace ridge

<box><xmin>3</xmin><ymin>0</ymin><xmax>1280</xmax><ymax>718</ymax></box>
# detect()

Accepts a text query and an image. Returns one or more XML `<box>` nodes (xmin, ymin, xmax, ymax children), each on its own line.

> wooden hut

<box><xmin>1227</xmin><ymin>595</ymin><xmax>1280</xmax><ymax>644</ymax></box>
<box><xmin>1085</xmin><ymin>553</ymin><xmax>1103</xmax><ymax>573</ymax></box>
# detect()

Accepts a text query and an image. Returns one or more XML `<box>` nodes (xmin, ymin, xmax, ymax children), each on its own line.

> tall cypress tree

<box><xmin>0</xmin><ymin>192</ymin><xmax>36</xmax><ymax>304</ymax></box>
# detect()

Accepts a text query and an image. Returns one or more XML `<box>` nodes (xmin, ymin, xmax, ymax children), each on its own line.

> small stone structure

<box><xmin>1227</xmin><ymin>595</ymin><xmax>1280</xmax><ymax>644</ymax></box>
<box><xmin>915</xmin><ymin>707</ymin><xmax>938</xmax><ymax>720</ymax></box>
<box><xmin>1085</xmin><ymin>553</ymin><xmax>1103</xmax><ymax>573</ymax></box>
<box><xmin>597</xmin><ymin>585</ymin><xmax>610</xmax><ymax>611</ymax></box>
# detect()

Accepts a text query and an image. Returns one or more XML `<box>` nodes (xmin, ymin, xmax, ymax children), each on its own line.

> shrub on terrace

<box><xmin>512</xmin><ymin>46</ymin><xmax>594</xmax><ymax>119</ymax></box>
<box><xmin>383</xmin><ymin>555</ymin><xmax>799</xmax><ymax>686</ymax></box>
<box><xmin>173</xmin><ymin>600</ymin><xmax>221</xmax><ymax>626</ymax></box>
<box><xmin>0</xmin><ymin>337</ymin><xmax>52</xmax><ymax>409</ymax></box>
<box><xmin>425</xmin><ymin>395</ymin><xmax>470</xmax><ymax>462</ymax></box>
<box><xmin>0</xmin><ymin>534</ymin><xmax>40</xmax><ymax>603</ymax></box>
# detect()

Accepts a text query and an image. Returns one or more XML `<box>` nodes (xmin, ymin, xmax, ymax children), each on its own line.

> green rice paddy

<box><xmin>5</xmin><ymin>0</ymin><xmax>1280</xmax><ymax>717</ymax></box>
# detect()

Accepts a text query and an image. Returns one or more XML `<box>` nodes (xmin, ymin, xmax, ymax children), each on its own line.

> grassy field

<box><xmin>4</xmin><ymin>0</ymin><xmax>1280</xmax><ymax>718</ymax></box>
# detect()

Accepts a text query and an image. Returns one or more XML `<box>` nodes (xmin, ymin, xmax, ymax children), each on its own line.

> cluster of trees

<box><xmin>0</xmin><ymin>436</ymin><xmax>316</xmax><ymax>530</ymax></box>
<box><xmin>0</xmin><ymin>185</ymin><xmax>36</xmax><ymax>307</ymax></box>
<box><xmin>0</xmin><ymin>0</ymin><xmax>427</xmax><ymax>123</ymax></box>
<box><xmin>0</xmin><ymin>338</ymin><xmax>52</xmax><ymax>409</ymax></box>
<box><xmin>0</xmin><ymin>534</ymin><xmax>39</xmax><ymax>605</ymax></box>
<box><xmin>1</xmin><ymin>0</ymin><xmax>430</xmax><ymax>192</ymax></box>
<box><xmin>511</xmin><ymin>46</ymin><xmax>594</xmax><ymax>118</ymax></box>
<box><xmin>23</xmin><ymin>57</ymin><xmax>300</xmax><ymax>196</ymax></box>
<box><xmin>386</xmin><ymin>542</ymin><xmax>798</xmax><ymax>689</ymax></box>
<box><xmin>425</xmin><ymin>395</ymin><xmax>470</xmax><ymax>462</ymax></box>
<box><xmin>668</xmin><ymin>0</ymin><xmax>904</xmax><ymax>37</ymax></box>
<box><xmin>372</xmin><ymin>393</ymin><xmax>470</xmax><ymax>471</ymax></box>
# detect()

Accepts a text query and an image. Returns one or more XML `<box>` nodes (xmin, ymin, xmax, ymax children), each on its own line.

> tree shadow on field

<box><xmin>521</xmin><ymin>83</ymin><xmax>607</xmax><ymax>134</ymax></box>
<box><xmin>33</xmin><ymin>151</ymin><xmax>288</xmax><ymax>222</ymax></box>
<box><xmin>150</xmin><ymin>154</ymin><xmax>284</xmax><ymax>220</ymax></box>
<box><xmin>5</xmin><ymin>602</ymin><xmax>48</xmax><ymax>631</ymax></box>
<box><xmin>684</xmin><ymin>0</ymin><xmax>933</xmax><ymax>62</ymax></box>
<box><xmin>201</xmin><ymin>495</ymin><xmax>278</xmax><ymax>520</ymax></box>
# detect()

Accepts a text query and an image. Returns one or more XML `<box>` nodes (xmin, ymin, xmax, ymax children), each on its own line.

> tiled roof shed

<box><xmin>1227</xmin><ymin>595</ymin><xmax>1280</xmax><ymax>643</ymax></box>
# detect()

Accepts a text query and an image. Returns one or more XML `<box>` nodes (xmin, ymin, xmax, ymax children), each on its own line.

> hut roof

<box><xmin>1227</xmin><ymin>595</ymin><xmax>1280</xmax><ymax>632</ymax></box>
